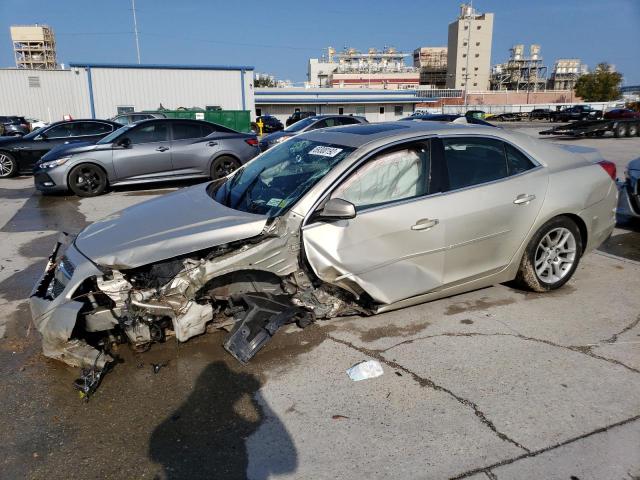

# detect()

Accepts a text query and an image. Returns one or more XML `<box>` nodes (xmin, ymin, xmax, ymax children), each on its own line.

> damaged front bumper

<box><xmin>29</xmin><ymin>233</ymin><xmax>112</xmax><ymax>369</ymax></box>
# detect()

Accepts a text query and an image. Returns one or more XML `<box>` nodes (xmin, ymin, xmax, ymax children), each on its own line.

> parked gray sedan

<box><xmin>34</xmin><ymin>118</ymin><xmax>259</xmax><ymax>196</ymax></box>
<box><xmin>30</xmin><ymin>121</ymin><xmax>618</xmax><ymax>374</ymax></box>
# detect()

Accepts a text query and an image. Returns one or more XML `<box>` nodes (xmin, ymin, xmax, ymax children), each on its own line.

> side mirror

<box><xmin>117</xmin><ymin>137</ymin><xmax>131</xmax><ymax>148</ymax></box>
<box><xmin>319</xmin><ymin>198</ymin><xmax>356</xmax><ymax>220</ymax></box>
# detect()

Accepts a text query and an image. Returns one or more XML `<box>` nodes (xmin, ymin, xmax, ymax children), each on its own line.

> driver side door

<box><xmin>302</xmin><ymin>138</ymin><xmax>448</xmax><ymax>305</ymax></box>
<box><xmin>20</xmin><ymin>123</ymin><xmax>76</xmax><ymax>168</ymax></box>
<box><xmin>111</xmin><ymin>122</ymin><xmax>173</xmax><ymax>181</ymax></box>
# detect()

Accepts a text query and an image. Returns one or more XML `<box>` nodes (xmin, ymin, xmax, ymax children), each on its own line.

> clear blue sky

<box><xmin>1</xmin><ymin>0</ymin><xmax>638</xmax><ymax>85</ymax></box>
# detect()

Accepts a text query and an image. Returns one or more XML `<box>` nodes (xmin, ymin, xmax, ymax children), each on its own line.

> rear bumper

<box><xmin>618</xmin><ymin>182</ymin><xmax>640</xmax><ymax>218</ymax></box>
<box><xmin>580</xmin><ymin>182</ymin><xmax>618</xmax><ymax>253</ymax></box>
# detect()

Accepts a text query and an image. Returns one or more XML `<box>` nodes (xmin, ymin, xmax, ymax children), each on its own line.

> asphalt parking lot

<box><xmin>0</xmin><ymin>124</ymin><xmax>639</xmax><ymax>479</ymax></box>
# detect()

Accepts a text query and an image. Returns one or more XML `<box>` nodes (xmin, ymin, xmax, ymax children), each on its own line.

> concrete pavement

<box><xmin>0</xmin><ymin>131</ymin><xmax>638</xmax><ymax>479</ymax></box>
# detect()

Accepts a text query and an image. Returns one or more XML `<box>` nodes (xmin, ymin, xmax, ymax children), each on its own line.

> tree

<box><xmin>254</xmin><ymin>75</ymin><xmax>276</xmax><ymax>88</ymax></box>
<box><xmin>574</xmin><ymin>63</ymin><xmax>622</xmax><ymax>101</ymax></box>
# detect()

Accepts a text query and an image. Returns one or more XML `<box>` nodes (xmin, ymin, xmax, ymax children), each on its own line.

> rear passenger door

<box><xmin>435</xmin><ymin>136</ymin><xmax>548</xmax><ymax>285</ymax></box>
<box><xmin>111</xmin><ymin>122</ymin><xmax>173</xmax><ymax>181</ymax></box>
<box><xmin>70</xmin><ymin>121</ymin><xmax>115</xmax><ymax>143</ymax></box>
<box><xmin>169</xmin><ymin>122</ymin><xmax>218</xmax><ymax>177</ymax></box>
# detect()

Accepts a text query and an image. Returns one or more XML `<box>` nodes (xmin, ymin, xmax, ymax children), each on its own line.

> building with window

<box><xmin>0</xmin><ymin>63</ymin><xmax>254</xmax><ymax>122</ymax></box>
<box><xmin>548</xmin><ymin>59</ymin><xmax>587</xmax><ymax>91</ymax></box>
<box><xmin>254</xmin><ymin>88</ymin><xmax>456</xmax><ymax>123</ymax></box>
<box><xmin>307</xmin><ymin>46</ymin><xmax>419</xmax><ymax>89</ymax></box>
<box><xmin>413</xmin><ymin>47</ymin><xmax>448</xmax><ymax>88</ymax></box>
<box><xmin>446</xmin><ymin>4</ymin><xmax>494</xmax><ymax>91</ymax></box>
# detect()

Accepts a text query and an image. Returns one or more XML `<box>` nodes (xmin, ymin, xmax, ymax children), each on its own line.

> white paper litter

<box><xmin>346</xmin><ymin>360</ymin><xmax>384</xmax><ymax>381</ymax></box>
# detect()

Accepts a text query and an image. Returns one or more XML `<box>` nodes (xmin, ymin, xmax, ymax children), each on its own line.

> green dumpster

<box><xmin>158</xmin><ymin>110</ymin><xmax>251</xmax><ymax>133</ymax></box>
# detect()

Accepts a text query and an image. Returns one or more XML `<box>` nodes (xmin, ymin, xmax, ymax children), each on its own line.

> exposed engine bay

<box><xmin>31</xmin><ymin>217</ymin><xmax>371</xmax><ymax>398</ymax></box>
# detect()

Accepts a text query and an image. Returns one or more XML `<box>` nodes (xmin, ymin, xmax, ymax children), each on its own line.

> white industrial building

<box><xmin>255</xmin><ymin>88</ymin><xmax>458</xmax><ymax>123</ymax></box>
<box><xmin>0</xmin><ymin>63</ymin><xmax>254</xmax><ymax>122</ymax></box>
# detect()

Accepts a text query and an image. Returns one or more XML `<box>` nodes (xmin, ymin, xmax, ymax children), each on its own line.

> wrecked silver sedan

<box><xmin>30</xmin><ymin>121</ymin><xmax>617</xmax><ymax>377</ymax></box>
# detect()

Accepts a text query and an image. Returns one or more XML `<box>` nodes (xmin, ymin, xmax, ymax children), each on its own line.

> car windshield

<box><xmin>284</xmin><ymin>117</ymin><xmax>317</xmax><ymax>132</ymax></box>
<box><xmin>210</xmin><ymin>138</ymin><xmax>355</xmax><ymax>217</ymax></box>
<box><xmin>97</xmin><ymin>124</ymin><xmax>134</xmax><ymax>144</ymax></box>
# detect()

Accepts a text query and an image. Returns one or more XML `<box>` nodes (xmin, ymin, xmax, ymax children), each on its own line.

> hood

<box><xmin>40</xmin><ymin>141</ymin><xmax>96</xmax><ymax>161</ymax></box>
<box><xmin>75</xmin><ymin>183</ymin><xmax>268</xmax><ymax>269</ymax></box>
<box><xmin>0</xmin><ymin>136</ymin><xmax>19</xmax><ymax>146</ymax></box>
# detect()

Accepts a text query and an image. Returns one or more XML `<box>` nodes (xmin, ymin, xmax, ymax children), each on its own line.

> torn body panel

<box><xmin>29</xmin><ymin>211</ymin><xmax>364</xmax><ymax>371</ymax></box>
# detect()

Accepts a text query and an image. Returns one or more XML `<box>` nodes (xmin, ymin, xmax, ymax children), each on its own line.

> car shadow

<box><xmin>148</xmin><ymin>361</ymin><xmax>297</xmax><ymax>480</ymax></box>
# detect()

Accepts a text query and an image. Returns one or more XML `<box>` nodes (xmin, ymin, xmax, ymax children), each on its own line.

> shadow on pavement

<box><xmin>149</xmin><ymin>361</ymin><xmax>297</xmax><ymax>480</ymax></box>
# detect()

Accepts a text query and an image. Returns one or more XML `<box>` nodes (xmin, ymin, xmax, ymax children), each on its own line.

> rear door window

<box><xmin>442</xmin><ymin>137</ymin><xmax>508</xmax><ymax>190</ymax></box>
<box><xmin>504</xmin><ymin>143</ymin><xmax>536</xmax><ymax>175</ymax></box>
<box><xmin>126</xmin><ymin>123</ymin><xmax>169</xmax><ymax>144</ymax></box>
<box><xmin>72</xmin><ymin>122</ymin><xmax>113</xmax><ymax>136</ymax></box>
<box><xmin>172</xmin><ymin>122</ymin><xmax>204</xmax><ymax>140</ymax></box>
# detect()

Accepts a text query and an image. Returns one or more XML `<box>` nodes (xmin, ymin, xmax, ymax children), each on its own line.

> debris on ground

<box><xmin>72</xmin><ymin>356</ymin><xmax>112</xmax><ymax>401</ymax></box>
<box><xmin>331</xmin><ymin>414</ymin><xmax>350</xmax><ymax>420</ymax></box>
<box><xmin>152</xmin><ymin>361</ymin><xmax>169</xmax><ymax>374</ymax></box>
<box><xmin>346</xmin><ymin>360</ymin><xmax>384</xmax><ymax>382</ymax></box>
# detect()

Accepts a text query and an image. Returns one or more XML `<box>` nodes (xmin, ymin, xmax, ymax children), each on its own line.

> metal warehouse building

<box><xmin>0</xmin><ymin>63</ymin><xmax>254</xmax><ymax>122</ymax></box>
<box><xmin>255</xmin><ymin>88</ymin><xmax>457</xmax><ymax>123</ymax></box>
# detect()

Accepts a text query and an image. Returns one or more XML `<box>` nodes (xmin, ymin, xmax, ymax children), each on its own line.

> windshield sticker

<box><xmin>266</xmin><ymin>198</ymin><xmax>283</xmax><ymax>207</ymax></box>
<box><xmin>309</xmin><ymin>146</ymin><xmax>343</xmax><ymax>157</ymax></box>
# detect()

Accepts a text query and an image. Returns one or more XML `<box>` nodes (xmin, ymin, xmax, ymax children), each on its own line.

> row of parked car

<box><xmin>0</xmin><ymin>113</ymin><xmax>372</xmax><ymax>196</ymax></box>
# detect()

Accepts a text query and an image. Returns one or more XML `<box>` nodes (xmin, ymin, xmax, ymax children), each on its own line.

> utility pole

<box><xmin>132</xmin><ymin>0</ymin><xmax>141</xmax><ymax>64</ymax></box>
<box><xmin>463</xmin><ymin>4</ymin><xmax>472</xmax><ymax>112</ymax></box>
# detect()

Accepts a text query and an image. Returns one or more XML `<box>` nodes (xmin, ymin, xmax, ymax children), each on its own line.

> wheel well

<box><xmin>210</xmin><ymin>153</ymin><xmax>240</xmax><ymax>168</ymax></box>
<box><xmin>559</xmin><ymin>213</ymin><xmax>588</xmax><ymax>253</ymax></box>
<box><xmin>67</xmin><ymin>162</ymin><xmax>109</xmax><ymax>185</ymax></box>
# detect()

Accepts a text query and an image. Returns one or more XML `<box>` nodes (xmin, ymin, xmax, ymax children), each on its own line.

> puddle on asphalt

<box><xmin>597</xmin><ymin>231</ymin><xmax>640</xmax><ymax>262</ymax></box>
<box><xmin>445</xmin><ymin>296</ymin><xmax>516</xmax><ymax>315</ymax></box>
<box><xmin>351</xmin><ymin>321</ymin><xmax>431</xmax><ymax>343</ymax></box>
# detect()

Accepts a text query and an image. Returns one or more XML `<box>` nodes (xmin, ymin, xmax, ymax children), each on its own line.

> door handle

<box><xmin>156</xmin><ymin>146</ymin><xmax>169</xmax><ymax>152</ymax></box>
<box><xmin>411</xmin><ymin>218</ymin><xmax>439</xmax><ymax>231</ymax></box>
<box><xmin>513</xmin><ymin>194</ymin><xmax>536</xmax><ymax>205</ymax></box>
<box><xmin>207</xmin><ymin>141</ymin><xmax>218</xmax><ymax>147</ymax></box>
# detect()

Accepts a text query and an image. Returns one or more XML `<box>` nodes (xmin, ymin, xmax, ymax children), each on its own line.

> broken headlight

<box><xmin>46</xmin><ymin>255</ymin><xmax>75</xmax><ymax>299</ymax></box>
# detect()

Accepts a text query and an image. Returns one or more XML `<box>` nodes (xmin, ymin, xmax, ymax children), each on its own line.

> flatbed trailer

<box><xmin>539</xmin><ymin>118</ymin><xmax>640</xmax><ymax>138</ymax></box>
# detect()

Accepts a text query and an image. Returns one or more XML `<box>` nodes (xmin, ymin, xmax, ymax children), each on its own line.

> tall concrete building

<box><xmin>446</xmin><ymin>4</ymin><xmax>493</xmax><ymax>91</ymax></box>
<box><xmin>11</xmin><ymin>24</ymin><xmax>57</xmax><ymax>69</ymax></box>
<box><xmin>413</xmin><ymin>47</ymin><xmax>448</xmax><ymax>88</ymax></box>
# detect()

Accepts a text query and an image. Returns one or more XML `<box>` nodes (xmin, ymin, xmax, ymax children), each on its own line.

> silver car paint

<box><xmin>30</xmin><ymin>122</ymin><xmax>618</xmax><ymax>368</ymax></box>
<box><xmin>38</xmin><ymin>124</ymin><xmax>258</xmax><ymax>192</ymax></box>
<box><xmin>75</xmin><ymin>183</ymin><xmax>268</xmax><ymax>268</ymax></box>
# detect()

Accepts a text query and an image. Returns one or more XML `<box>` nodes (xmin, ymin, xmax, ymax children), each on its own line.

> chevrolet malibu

<box><xmin>30</xmin><ymin>122</ymin><xmax>618</xmax><ymax>375</ymax></box>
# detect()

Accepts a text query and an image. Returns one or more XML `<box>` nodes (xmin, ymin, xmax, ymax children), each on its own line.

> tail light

<box><xmin>598</xmin><ymin>160</ymin><xmax>616</xmax><ymax>181</ymax></box>
<box><xmin>245</xmin><ymin>138</ymin><xmax>259</xmax><ymax>147</ymax></box>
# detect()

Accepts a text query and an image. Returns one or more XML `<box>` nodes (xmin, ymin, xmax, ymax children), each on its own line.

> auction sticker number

<box><xmin>309</xmin><ymin>146</ymin><xmax>343</xmax><ymax>157</ymax></box>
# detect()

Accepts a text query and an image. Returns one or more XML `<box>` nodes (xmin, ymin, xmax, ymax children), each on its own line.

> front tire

<box><xmin>515</xmin><ymin>216</ymin><xmax>582</xmax><ymax>292</ymax></box>
<box><xmin>68</xmin><ymin>164</ymin><xmax>108</xmax><ymax>197</ymax></box>
<box><xmin>210</xmin><ymin>155</ymin><xmax>241</xmax><ymax>180</ymax></box>
<box><xmin>0</xmin><ymin>151</ymin><xmax>18</xmax><ymax>178</ymax></box>
<box><xmin>614</xmin><ymin>123</ymin><xmax>627</xmax><ymax>138</ymax></box>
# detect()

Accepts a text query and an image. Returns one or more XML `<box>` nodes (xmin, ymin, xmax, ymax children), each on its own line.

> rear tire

<box><xmin>210</xmin><ymin>155</ymin><xmax>241</xmax><ymax>180</ymax></box>
<box><xmin>68</xmin><ymin>164</ymin><xmax>108</xmax><ymax>197</ymax></box>
<box><xmin>0</xmin><ymin>151</ymin><xmax>18</xmax><ymax>178</ymax></box>
<box><xmin>514</xmin><ymin>216</ymin><xmax>582</xmax><ymax>292</ymax></box>
<box><xmin>627</xmin><ymin>123</ymin><xmax>638</xmax><ymax>137</ymax></box>
<box><xmin>614</xmin><ymin>123</ymin><xmax>627</xmax><ymax>138</ymax></box>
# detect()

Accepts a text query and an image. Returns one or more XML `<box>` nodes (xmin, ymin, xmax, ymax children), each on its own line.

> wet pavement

<box><xmin>0</xmin><ymin>132</ymin><xmax>639</xmax><ymax>479</ymax></box>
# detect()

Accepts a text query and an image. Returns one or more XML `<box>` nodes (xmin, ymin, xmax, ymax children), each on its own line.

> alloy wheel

<box><xmin>534</xmin><ymin>227</ymin><xmax>577</xmax><ymax>284</ymax></box>
<box><xmin>0</xmin><ymin>153</ymin><xmax>15</xmax><ymax>177</ymax></box>
<box><xmin>72</xmin><ymin>167</ymin><xmax>102</xmax><ymax>194</ymax></box>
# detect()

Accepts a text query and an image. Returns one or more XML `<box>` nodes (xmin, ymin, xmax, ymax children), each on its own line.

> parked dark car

<box><xmin>34</xmin><ymin>118</ymin><xmax>259</xmax><ymax>196</ymax></box>
<box><xmin>529</xmin><ymin>108</ymin><xmax>551</xmax><ymax>120</ymax></box>
<box><xmin>110</xmin><ymin>112</ymin><xmax>167</xmax><ymax>125</ymax></box>
<box><xmin>486</xmin><ymin>112</ymin><xmax>523</xmax><ymax>122</ymax></box>
<box><xmin>401</xmin><ymin>113</ymin><xmax>496</xmax><ymax>127</ymax></box>
<box><xmin>0</xmin><ymin>119</ymin><xmax>121</xmax><ymax>178</ymax></box>
<box><xmin>0</xmin><ymin>116</ymin><xmax>31</xmax><ymax>136</ymax></box>
<box><xmin>259</xmin><ymin>115</ymin><xmax>368</xmax><ymax>151</ymax></box>
<box><xmin>551</xmin><ymin>105</ymin><xmax>603</xmax><ymax>122</ymax></box>
<box><xmin>255</xmin><ymin>115</ymin><xmax>284</xmax><ymax>134</ymax></box>
<box><xmin>604</xmin><ymin>108</ymin><xmax>640</xmax><ymax>120</ymax></box>
<box><xmin>465</xmin><ymin>110</ymin><xmax>486</xmax><ymax>119</ymax></box>
<box><xmin>286</xmin><ymin>111</ymin><xmax>316</xmax><ymax>127</ymax></box>
<box><xmin>622</xmin><ymin>158</ymin><xmax>640</xmax><ymax>218</ymax></box>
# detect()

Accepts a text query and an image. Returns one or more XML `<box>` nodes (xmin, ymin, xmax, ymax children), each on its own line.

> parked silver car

<box><xmin>34</xmin><ymin>119</ymin><xmax>259</xmax><ymax>196</ymax></box>
<box><xmin>30</xmin><ymin>121</ymin><xmax>617</xmax><ymax>377</ymax></box>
